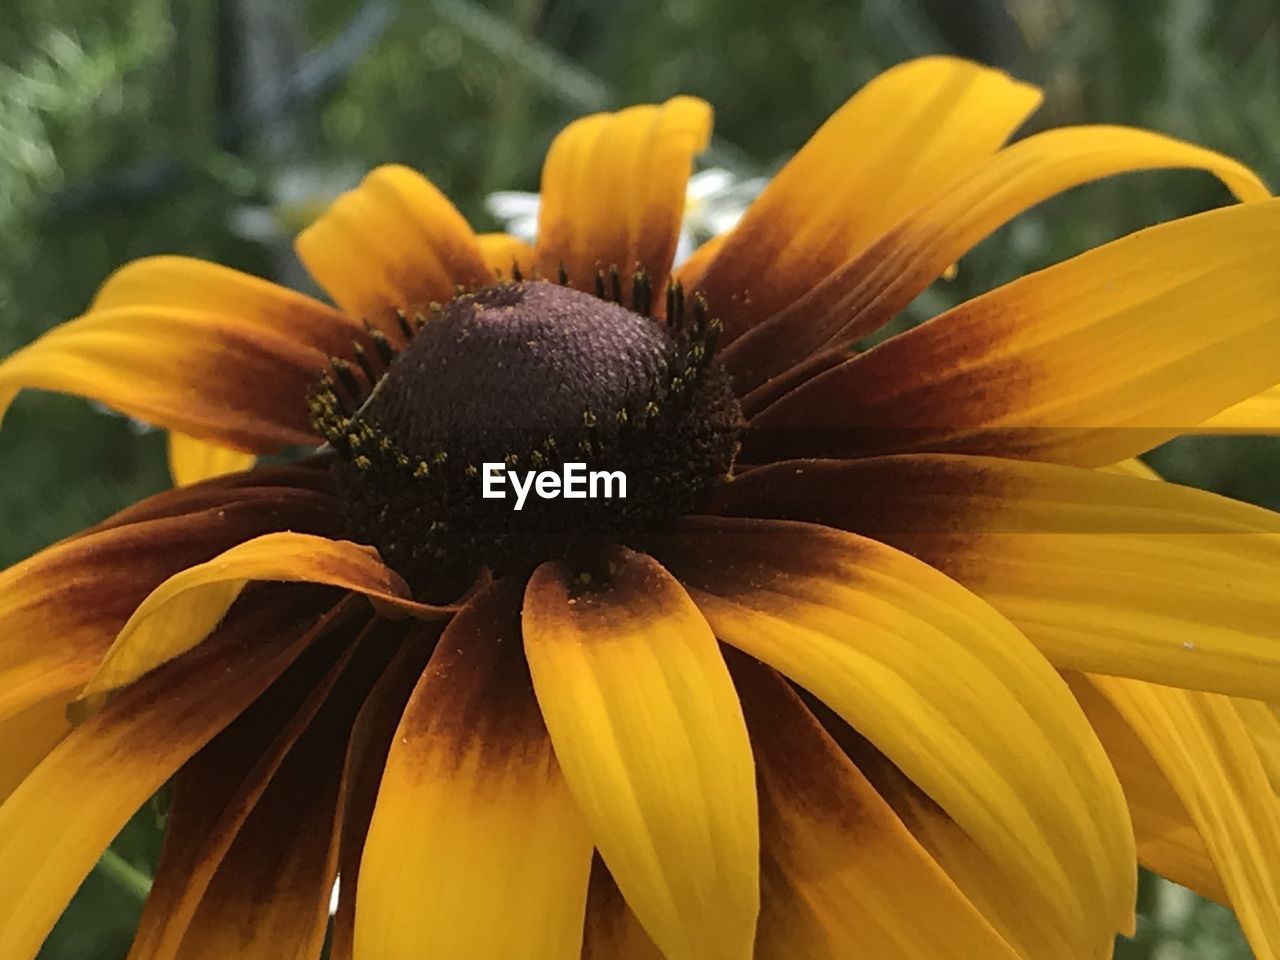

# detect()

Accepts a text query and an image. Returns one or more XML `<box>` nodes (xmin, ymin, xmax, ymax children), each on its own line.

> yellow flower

<box><xmin>1</xmin><ymin>56</ymin><xmax>1279</xmax><ymax>960</ymax></box>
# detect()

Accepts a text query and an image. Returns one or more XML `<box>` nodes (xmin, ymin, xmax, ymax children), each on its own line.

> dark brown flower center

<box><xmin>311</xmin><ymin>278</ymin><xmax>741</xmax><ymax>590</ymax></box>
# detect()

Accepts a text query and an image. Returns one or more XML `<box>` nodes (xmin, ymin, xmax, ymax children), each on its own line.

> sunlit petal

<box><xmin>354</xmin><ymin>581</ymin><xmax>593</xmax><ymax>960</ymax></box>
<box><xmin>699</xmin><ymin>56</ymin><xmax>1040</xmax><ymax>343</ymax></box>
<box><xmin>749</xmin><ymin>198</ymin><xmax>1280</xmax><ymax>466</ymax></box>
<box><xmin>655</xmin><ymin>517</ymin><xmax>1135</xmax><ymax>957</ymax></box>
<box><xmin>295</xmin><ymin>165</ymin><xmax>491</xmax><ymax>333</ymax></box>
<box><xmin>717</xmin><ymin>455</ymin><xmax>1280</xmax><ymax>699</ymax></box>
<box><xmin>537</xmin><ymin>97</ymin><xmax>712</xmax><ymax>299</ymax></box>
<box><xmin>523</xmin><ymin>548</ymin><xmax>759</xmax><ymax>960</ymax></box>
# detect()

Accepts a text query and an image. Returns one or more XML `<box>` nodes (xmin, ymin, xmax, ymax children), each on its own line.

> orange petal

<box><xmin>716</xmin><ymin>454</ymin><xmax>1280</xmax><ymax>700</ymax></box>
<box><xmin>0</xmin><ymin>257</ymin><xmax>367</xmax><ymax>451</ymax></box>
<box><xmin>0</xmin><ymin>476</ymin><xmax>342</xmax><ymax>723</ymax></box>
<box><xmin>747</xmin><ymin>197</ymin><xmax>1280</xmax><ymax>466</ymax></box>
<box><xmin>734</xmin><ymin>656</ymin><xmax>1021</xmax><ymax>960</ymax></box>
<box><xmin>655</xmin><ymin>517</ymin><xmax>1135</xmax><ymax>958</ymax></box>
<box><xmin>295</xmin><ymin>165</ymin><xmax>490</xmax><ymax>332</ymax></box>
<box><xmin>0</xmin><ymin>308</ymin><xmax>327</xmax><ymax>451</ymax></box>
<box><xmin>89</xmin><ymin>255</ymin><xmax>364</xmax><ymax>357</ymax></box>
<box><xmin>0</xmin><ymin>589</ymin><xmax>348</xmax><ymax>959</ymax></box>
<box><xmin>536</xmin><ymin>97</ymin><xmax>712</xmax><ymax>299</ymax></box>
<box><xmin>725</xmin><ymin>124</ymin><xmax>1268</xmax><ymax>396</ymax></box>
<box><xmin>523</xmin><ymin>548</ymin><xmax>759</xmax><ymax>960</ymax></box>
<box><xmin>353</xmin><ymin>580</ymin><xmax>593</xmax><ymax>960</ymax></box>
<box><xmin>698</xmin><ymin>56</ymin><xmax>1040</xmax><ymax>344</ymax></box>
<box><xmin>76</xmin><ymin>532</ymin><xmax>452</xmax><ymax>713</ymax></box>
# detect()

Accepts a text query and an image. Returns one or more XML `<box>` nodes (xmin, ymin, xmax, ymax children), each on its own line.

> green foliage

<box><xmin>1</xmin><ymin>0</ymin><xmax>1276</xmax><ymax>956</ymax></box>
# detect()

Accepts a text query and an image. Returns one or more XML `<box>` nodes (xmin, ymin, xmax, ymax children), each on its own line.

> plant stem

<box><xmin>97</xmin><ymin>848</ymin><xmax>152</xmax><ymax>903</ymax></box>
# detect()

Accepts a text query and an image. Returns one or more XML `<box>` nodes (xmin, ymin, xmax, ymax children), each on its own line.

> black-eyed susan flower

<box><xmin>1</xmin><ymin>55</ymin><xmax>1279</xmax><ymax>960</ymax></box>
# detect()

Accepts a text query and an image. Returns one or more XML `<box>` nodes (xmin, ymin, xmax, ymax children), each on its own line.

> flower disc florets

<box><xmin>311</xmin><ymin>278</ymin><xmax>742</xmax><ymax>588</ymax></box>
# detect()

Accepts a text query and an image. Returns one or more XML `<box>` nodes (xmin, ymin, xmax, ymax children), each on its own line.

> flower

<box><xmin>1</xmin><ymin>55</ymin><xmax>1280</xmax><ymax>960</ymax></box>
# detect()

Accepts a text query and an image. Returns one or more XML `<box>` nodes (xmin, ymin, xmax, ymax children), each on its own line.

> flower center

<box><xmin>311</xmin><ymin>278</ymin><xmax>742</xmax><ymax>590</ymax></box>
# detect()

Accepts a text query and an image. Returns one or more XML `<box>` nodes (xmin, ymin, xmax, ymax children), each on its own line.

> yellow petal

<box><xmin>0</xmin><ymin>590</ymin><xmax>346</xmax><ymax>959</ymax></box>
<box><xmin>734</xmin><ymin>656</ymin><xmax>1021</xmax><ymax>960</ymax></box>
<box><xmin>0</xmin><ymin>476</ymin><xmax>342</xmax><ymax>723</ymax></box>
<box><xmin>721</xmin><ymin>455</ymin><xmax>1280</xmax><ymax>700</ymax></box>
<box><xmin>77</xmin><ymin>532</ymin><xmax>450</xmax><ymax>711</ymax></box>
<box><xmin>1092</xmin><ymin>675</ymin><xmax>1280</xmax><ymax>959</ymax></box>
<box><xmin>1200</xmin><ymin>384</ymin><xmax>1280</xmax><ymax>433</ymax></box>
<box><xmin>699</xmin><ymin>56</ymin><xmax>1040</xmax><ymax>344</ymax></box>
<box><xmin>536</xmin><ymin>97</ymin><xmax>712</xmax><ymax>298</ymax></box>
<box><xmin>1103</xmin><ymin>458</ymin><xmax>1162</xmax><ymax>480</ymax></box>
<box><xmin>813</xmin><ymin>703</ymin><xmax>1096</xmax><ymax>960</ymax></box>
<box><xmin>523</xmin><ymin>548</ymin><xmax>759</xmax><ymax>960</ymax></box>
<box><xmin>728</xmin><ymin>123</ymin><xmax>1268</xmax><ymax>396</ymax></box>
<box><xmin>328</xmin><ymin>631</ymin><xmax>438</xmax><ymax>960</ymax></box>
<box><xmin>354</xmin><ymin>581</ymin><xmax>593</xmax><ymax>960</ymax></box>
<box><xmin>0</xmin><ymin>689</ymin><xmax>73</xmax><ymax>804</ymax></box>
<box><xmin>655</xmin><ymin>517</ymin><xmax>1135</xmax><ymax>958</ymax></box>
<box><xmin>0</xmin><ymin>256</ymin><xmax>369</xmax><ymax>451</ymax></box>
<box><xmin>1067</xmin><ymin>673</ymin><xmax>1227</xmax><ymax>904</ymax></box>
<box><xmin>295</xmin><ymin>165</ymin><xmax>491</xmax><ymax>331</ymax></box>
<box><xmin>168</xmin><ymin>432</ymin><xmax>256</xmax><ymax>487</ymax></box>
<box><xmin>1236</xmin><ymin>699</ymin><xmax>1280</xmax><ymax>794</ymax></box>
<box><xmin>0</xmin><ymin>307</ymin><xmax>324</xmax><ymax>451</ymax></box>
<box><xmin>89</xmin><ymin>255</ymin><xmax>364</xmax><ymax>356</ymax></box>
<box><xmin>748</xmin><ymin>198</ymin><xmax>1280</xmax><ymax>466</ymax></box>
<box><xmin>476</xmin><ymin>232</ymin><xmax>537</xmax><ymax>281</ymax></box>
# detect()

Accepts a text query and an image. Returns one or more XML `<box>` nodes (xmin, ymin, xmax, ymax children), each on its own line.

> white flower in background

<box><xmin>679</xmin><ymin>167</ymin><xmax>768</xmax><ymax>239</ymax></box>
<box><xmin>486</xmin><ymin>167</ymin><xmax>767</xmax><ymax>266</ymax></box>
<box><xmin>484</xmin><ymin>189</ymin><xmax>542</xmax><ymax>246</ymax></box>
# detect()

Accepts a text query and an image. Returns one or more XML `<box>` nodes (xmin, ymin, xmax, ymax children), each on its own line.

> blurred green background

<box><xmin>1</xmin><ymin>0</ymin><xmax>1278</xmax><ymax>956</ymax></box>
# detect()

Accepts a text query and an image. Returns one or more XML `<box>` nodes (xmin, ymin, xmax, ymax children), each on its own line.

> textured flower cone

<box><xmin>2</xmin><ymin>56</ymin><xmax>1280</xmax><ymax>960</ymax></box>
